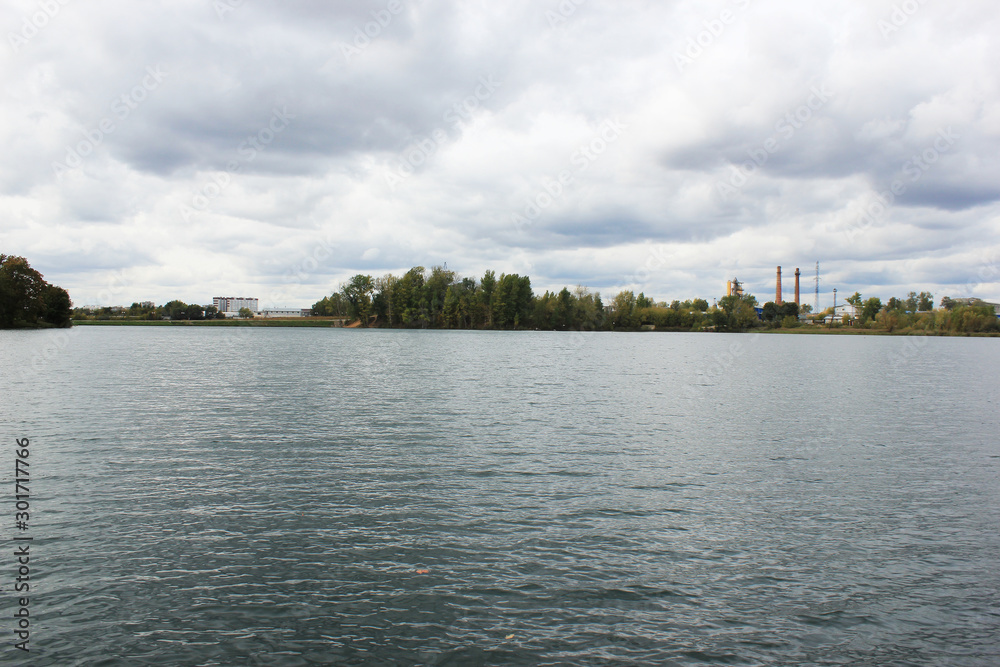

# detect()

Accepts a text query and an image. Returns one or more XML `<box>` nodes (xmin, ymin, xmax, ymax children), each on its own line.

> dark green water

<box><xmin>1</xmin><ymin>327</ymin><xmax>998</xmax><ymax>665</ymax></box>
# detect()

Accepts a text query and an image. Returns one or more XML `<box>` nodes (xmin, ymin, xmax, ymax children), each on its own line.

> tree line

<box><xmin>839</xmin><ymin>291</ymin><xmax>999</xmax><ymax>333</ymax></box>
<box><xmin>65</xmin><ymin>263</ymin><xmax>998</xmax><ymax>336</ymax></box>
<box><xmin>0</xmin><ymin>255</ymin><xmax>72</xmax><ymax>328</ymax></box>
<box><xmin>72</xmin><ymin>300</ymin><xmax>231</xmax><ymax>321</ymax></box>
<box><xmin>313</xmin><ymin>265</ymin><xmax>743</xmax><ymax>331</ymax></box>
<box><xmin>314</xmin><ymin>267</ymin><xmax>999</xmax><ymax>335</ymax></box>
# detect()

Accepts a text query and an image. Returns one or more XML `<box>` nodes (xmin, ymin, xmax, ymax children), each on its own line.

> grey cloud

<box><xmin>2</xmin><ymin>0</ymin><xmax>999</xmax><ymax>306</ymax></box>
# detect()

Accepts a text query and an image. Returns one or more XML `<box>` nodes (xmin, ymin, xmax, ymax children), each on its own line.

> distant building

<box><xmin>949</xmin><ymin>298</ymin><xmax>1000</xmax><ymax>316</ymax></box>
<box><xmin>822</xmin><ymin>303</ymin><xmax>858</xmax><ymax>324</ymax></box>
<box><xmin>213</xmin><ymin>297</ymin><xmax>259</xmax><ymax>313</ymax></box>
<box><xmin>258</xmin><ymin>309</ymin><xmax>313</xmax><ymax>318</ymax></box>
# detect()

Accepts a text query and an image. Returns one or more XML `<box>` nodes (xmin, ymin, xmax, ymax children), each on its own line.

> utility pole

<box><xmin>814</xmin><ymin>262</ymin><xmax>820</xmax><ymax>313</ymax></box>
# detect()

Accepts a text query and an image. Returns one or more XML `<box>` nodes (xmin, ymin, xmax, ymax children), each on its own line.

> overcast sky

<box><xmin>2</xmin><ymin>0</ymin><xmax>998</xmax><ymax>309</ymax></box>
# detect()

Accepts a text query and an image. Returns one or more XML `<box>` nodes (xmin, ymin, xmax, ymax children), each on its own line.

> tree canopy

<box><xmin>0</xmin><ymin>255</ymin><xmax>72</xmax><ymax>328</ymax></box>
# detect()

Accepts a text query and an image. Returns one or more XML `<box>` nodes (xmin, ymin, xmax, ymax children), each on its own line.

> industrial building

<box><xmin>258</xmin><ymin>309</ymin><xmax>313</xmax><ymax>318</ymax></box>
<box><xmin>773</xmin><ymin>266</ymin><xmax>803</xmax><ymax>307</ymax></box>
<box><xmin>213</xmin><ymin>296</ymin><xmax>259</xmax><ymax>313</ymax></box>
<box><xmin>727</xmin><ymin>267</ymin><xmax>804</xmax><ymax>306</ymax></box>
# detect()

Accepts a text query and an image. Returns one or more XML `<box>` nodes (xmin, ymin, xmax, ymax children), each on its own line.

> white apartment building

<box><xmin>212</xmin><ymin>297</ymin><xmax>259</xmax><ymax>313</ymax></box>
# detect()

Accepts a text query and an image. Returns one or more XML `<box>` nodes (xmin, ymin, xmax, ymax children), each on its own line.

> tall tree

<box><xmin>846</xmin><ymin>292</ymin><xmax>863</xmax><ymax>316</ymax></box>
<box><xmin>342</xmin><ymin>274</ymin><xmax>375</xmax><ymax>325</ymax></box>
<box><xmin>480</xmin><ymin>270</ymin><xmax>496</xmax><ymax>327</ymax></box>
<box><xmin>0</xmin><ymin>255</ymin><xmax>46</xmax><ymax>327</ymax></box>
<box><xmin>861</xmin><ymin>297</ymin><xmax>882</xmax><ymax>322</ymax></box>
<box><xmin>40</xmin><ymin>284</ymin><xmax>72</xmax><ymax>328</ymax></box>
<box><xmin>917</xmin><ymin>291</ymin><xmax>934</xmax><ymax>311</ymax></box>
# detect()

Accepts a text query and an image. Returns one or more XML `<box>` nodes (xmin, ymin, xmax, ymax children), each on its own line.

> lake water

<box><xmin>1</xmin><ymin>327</ymin><xmax>999</xmax><ymax>665</ymax></box>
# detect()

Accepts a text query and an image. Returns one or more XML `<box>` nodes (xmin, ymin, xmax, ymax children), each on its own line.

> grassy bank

<box><xmin>759</xmin><ymin>325</ymin><xmax>1000</xmax><ymax>337</ymax></box>
<box><xmin>69</xmin><ymin>319</ymin><xmax>999</xmax><ymax>336</ymax></box>
<box><xmin>73</xmin><ymin>318</ymin><xmax>346</xmax><ymax>327</ymax></box>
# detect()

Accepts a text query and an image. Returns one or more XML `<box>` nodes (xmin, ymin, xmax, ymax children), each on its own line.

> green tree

<box><xmin>574</xmin><ymin>286</ymin><xmax>604</xmax><ymax>330</ymax></box>
<box><xmin>917</xmin><ymin>291</ymin><xmax>934</xmax><ymax>311</ymax></box>
<box><xmin>373</xmin><ymin>273</ymin><xmax>399</xmax><ymax>324</ymax></box>
<box><xmin>861</xmin><ymin>297</ymin><xmax>882</xmax><ymax>323</ymax></box>
<box><xmin>846</xmin><ymin>292</ymin><xmax>863</xmax><ymax>316</ymax></box>
<box><xmin>238</xmin><ymin>307</ymin><xmax>254</xmax><ymax>319</ymax></box>
<box><xmin>553</xmin><ymin>287</ymin><xmax>574</xmax><ymax>329</ymax></box>
<box><xmin>761</xmin><ymin>301</ymin><xmax>778</xmax><ymax>323</ymax></box>
<box><xmin>392</xmin><ymin>267</ymin><xmax>426</xmax><ymax>327</ymax></box>
<box><xmin>716</xmin><ymin>293</ymin><xmax>759</xmax><ymax>332</ymax></box>
<box><xmin>164</xmin><ymin>300</ymin><xmax>188</xmax><ymax>320</ymax></box>
<box><xmin>479</xmin><ymin>270</ymin><xmax>496</xmax><ymax>327</ymax></box>
<box><xmin>491</xmin><ymin>273</ymin><xmax>533</xmax><ymax>328</ymax></box>
<box><xmin>41</xmin><ymin>284</ymin><xmax>72</xmax><ymax>328</ymax></box>
<box><xmin>779</xmin><ymin>301</ymin><xmax>799</xmax><ymax>320</ymax></box>
<box><xmin>0</xmin><ymin>255</ymin><xmax>46</xmax><ymax>327</ymax></box>
<box><xmin>342</xmin><ymin>274</ymin><xmax>375</xmax><ymax>325</ymax></box>
<box><xmin>610</xmin><ymin>290</ymin><xmax>639</xmax><ymax>329</ymax></box>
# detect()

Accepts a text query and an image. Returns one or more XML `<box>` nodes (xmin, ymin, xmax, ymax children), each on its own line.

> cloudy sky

<box><xmin>2</xmin><ymin>0</ymin><xmax>998</xmax><ymax>309</ymax></box>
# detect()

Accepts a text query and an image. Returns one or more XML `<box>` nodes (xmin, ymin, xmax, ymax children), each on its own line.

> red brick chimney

<box><xmin>794</xmin><ymin>268</ymin><xmax>800</xmax><ymax>306</ymax></box>
<box><xmin>776</xmin><ymin>266</ymin><xmax>783</xmax><ymax>305</ymax></box>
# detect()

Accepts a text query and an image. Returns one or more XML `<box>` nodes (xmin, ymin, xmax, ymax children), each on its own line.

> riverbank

<box><xmin>72</xmin><ymin>318</ymin><xmax>345</xmax><ymax>327</ymax></box>
<box><xmin>68</xmin><ymin>319</ymin><xmax>1000</xmax><ymax>336</ymax></box>
<box><xmin>759</xmin><ymin>326</ymin><xmax>1000</xmax><ymax>337</ymax></box>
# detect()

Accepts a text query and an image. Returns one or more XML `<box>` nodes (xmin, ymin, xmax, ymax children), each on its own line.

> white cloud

<box><xmin>1</xmin><ymin>0</ymin><xmax>998</xmax><ymax>308</ymax></box>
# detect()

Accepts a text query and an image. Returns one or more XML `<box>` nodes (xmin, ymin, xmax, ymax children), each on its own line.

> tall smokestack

<box><xmin>776</xmin><ymin>266</ymin><xmax>783</xmax><ymax>305</ymax></box>
<box><xmin>794</xmin><ymin>268</ymin><xmax>800</xmax><ymax>306</ymax></box>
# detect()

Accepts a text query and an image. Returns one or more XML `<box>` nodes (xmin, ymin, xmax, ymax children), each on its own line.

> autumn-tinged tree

<box><xmin>715</xmin><ymin>293</ymin><xmax>759</xmax><ymax>332</ymax></box>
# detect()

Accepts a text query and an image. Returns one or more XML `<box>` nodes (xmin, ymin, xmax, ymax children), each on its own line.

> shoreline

<box><xmin>66</xmin><ymin>319</ymin><xmax>1000</xmax><ymax>336</ymax></box>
